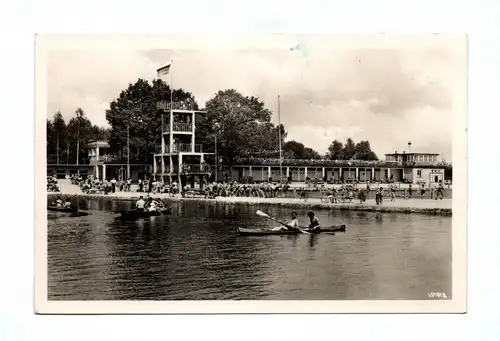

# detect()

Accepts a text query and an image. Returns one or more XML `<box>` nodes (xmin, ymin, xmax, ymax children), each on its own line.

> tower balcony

<box><xmin>155</xmin><ymin>143</ymin><xmax>204</xmax><ymax>154</ymax></box>
<box><xmin>156</xmin><ymin>100</ymin><xmax>199</xmax><ymax>111</ymax></box>
<box><xmin>163</xmin><ymin>122</ymin><xmax>193</xmax><ymax>133</ymax></box>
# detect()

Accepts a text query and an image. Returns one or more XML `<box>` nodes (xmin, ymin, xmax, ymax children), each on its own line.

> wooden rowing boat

<box><xmin>47</xmin><ymin>206</ymin><xmax>89</xmax><ymax>217</ymax></box>
<box><xmin>117</xmin><ymin>207</ymin><xmax>172</xmax><ymax>219</ymax></box>
<box><xmin>236</xmin><ymin>225</ymin><xmax>346</xmax><ymax>236</ymax></box>
<box><xmin>47</xmin><ymin>206</ymin><xmax>78</xmax><ymax>213</ymax></box>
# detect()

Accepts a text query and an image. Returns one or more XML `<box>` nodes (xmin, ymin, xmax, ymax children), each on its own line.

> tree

<box><xmin>327</xmin><ymin>140</ymin><xmax>344</xmax><ymax>160</ymax></box>
<box><xmin>201</xmin><ymin>89</ymin><xmax>275</xmax><ymax>165</ymax></box>
<box><xmin>343</xmin><ymin>137</ymin><xmax>356</xmax><ymax>160</ymax></box>
<box><xmin>52</xmin><ymin>111</ymin><xmax>68</xmax><ymax>164</ymax></box>
<box><xmin>105</xmin><ymin>78</ymin><xmax>198</xmax><ymax>163</ymax></box>
<box><xmin>67</xmin><ymin>108</ymin><xmax>93</xmax><ymax>164</ymax></box>
<box><xmin>46</xmin><ymin>120</ymin><xmax>56</xmax><ymax>163</ymax></box>
<box><xmin>283</xmin><ymin>140</ymin><xmax>321</xmax><ymax>159</ymax></box>
<box><xmin>303</xmin><ymin>147</ymin><xmax>321</xmax><ymax>159</ymax></box>
<box><xmin>353</xmin><ymin>140</ymin><xmax>378</xmax><ymax>160</ymax></box>
<box><xmin>91</xmin><ymin>125</ymin><xmax>111</xmax><ymax>141</ymax></box>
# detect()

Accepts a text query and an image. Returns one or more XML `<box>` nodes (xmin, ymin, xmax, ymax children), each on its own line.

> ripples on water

<box><xmin>47</xmin><ymin>198</ymin><xmax>452</xmax><ymax>300</ymax></box>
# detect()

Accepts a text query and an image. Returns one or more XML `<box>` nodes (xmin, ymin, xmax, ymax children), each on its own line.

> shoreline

<box><xmin>47</xmin><ymin>191</ymin><xmax>452</xmax><ymax>216</ymax></box>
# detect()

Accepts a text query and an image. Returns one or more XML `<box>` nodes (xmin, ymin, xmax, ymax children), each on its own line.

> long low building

<box><xmin>229</xmin><ymin>152</ymin><xmax>449</xmax><ymax>186</ymax></box>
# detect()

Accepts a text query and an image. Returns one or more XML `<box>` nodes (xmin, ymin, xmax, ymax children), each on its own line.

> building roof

<box><xmin>87</xmin><ymin>140</ymin><xmax>110</xmax><ymax>148</ymax></box>
<box><xmin>385</xmin><ymin>152</ymin><xmax>439</xmax><ymax>156</ymax></box>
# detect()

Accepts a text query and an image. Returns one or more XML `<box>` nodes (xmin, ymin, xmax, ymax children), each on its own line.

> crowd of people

<box><xmin>69</xmin><ymin>174</ymin><xmax>133</xmax><ymax>194</ymax></box>
<box><xmin>64</xmin><ymin>172</ymin><xmax>446</xmax><ymax>206</ymax></box>
<box><xmin>47</xmin><ymin>175</ymin><xmax>60</xmax><ymax>192</ymax></box>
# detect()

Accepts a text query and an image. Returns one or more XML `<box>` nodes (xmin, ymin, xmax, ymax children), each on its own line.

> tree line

<box><xmin>46</xmin><ymin>109</ymin><xmax>110</xmax><ymax>164</ymax></box>
<box><xmin>46</xmin><ymin>78</ymin><xmax>379</xmax><ymax>165</ymax></box>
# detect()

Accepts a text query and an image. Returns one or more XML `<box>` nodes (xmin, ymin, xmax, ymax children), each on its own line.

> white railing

<box><xmin>163</xmin><ymin>122</ymin><xmax>193</xmax><ymax>132</ymax></box>
<box><xmin>89</xmin><ymin>155</ymin><xmax>116</xmax><ymax>164</ymax></box>
<box><xmin>155</xmin><ymin>144</ymin><xmax>204</xmax><ymax>154</ymax></box>
<box><xmin>156</xmin><ymin>101</ymin><xmax>199</xmax><ymax>111</ymax></box>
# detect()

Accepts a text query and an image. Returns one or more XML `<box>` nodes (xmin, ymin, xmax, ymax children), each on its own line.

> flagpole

<box><xmin>170</xmin><ymin>59</ymin><xmax>173</xmax><ymax>106</ymax></box>
<box><xmin>278</xmin><ymin>95</ymin><xmax>282</xmax><ymax>184</ymax></box>
<box><xmin>169</xmin><ymin>59</ymin><xmax>173</xmax><ymax>186</ymax></box>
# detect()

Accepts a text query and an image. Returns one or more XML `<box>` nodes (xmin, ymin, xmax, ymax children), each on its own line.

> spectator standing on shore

<box><xmin>126</xmin><ymin>177</ymin><xmax>132</xmax><ymax>192</ymax></box>
<box><xmin>390</xmin><ymin>184</ymin><xmax>396</xmax><ymax>201</ymax></box>
<box><xmin>148</xmin><ymin>177</ymin><xmax>153</xmax><ymax>193</ymax></box>
<box><xmin>171</xmin><ymin>180</ymin><xmax>178</xmax><ymax>196</ymax></box>
<box><xmin>420</xmin><ymin>183</ymin><xmax>426</xmax><ymax>199</ymax></box>
<box><xmin>138</xmin><ymin>179</ymin><xmax>143</xmax><ymax>192</ymax></box>
<box><xmin>110</xmin><ymin>177</ymin><xmax>117</xmax><ymax>193</ymax></box>
<box><xmin>408</xmin><ymin>184</ymin><xmax>413</xmax><ymax>198</ymax></box>
<box><xmin>375</xmin><ymin>187</ymin><xmax>383</xmax><ymax>205</ymax></box>
<box><xmin>436</xmin><ymin>181</ymin><xmax>444</xmax><ymax>200</ymax></box>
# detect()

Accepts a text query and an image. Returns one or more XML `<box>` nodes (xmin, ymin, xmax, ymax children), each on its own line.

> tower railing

<box><xmin>156</xmin><ymin>101</ymin><xmax>198</xmax><ymax>111</ymax></box>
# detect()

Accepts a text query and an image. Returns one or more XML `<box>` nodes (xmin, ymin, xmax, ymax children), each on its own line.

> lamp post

<box><xmin>278</xmin><ymin>95</ymin><xmax>282</xmax><ymax>184</ymax></box>
<box><xmin>127</xmin><ymin>125</ymin><xmax>130</xmax><ymax>179</ymax></box>
<box><xmin>214</xmin><ymin>122</ymin><xmax>220</xmax><ymax>182</ymax></box>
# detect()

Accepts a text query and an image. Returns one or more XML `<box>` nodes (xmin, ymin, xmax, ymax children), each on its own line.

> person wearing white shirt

<box><xmin>278</xmin><ymin>212</ymin><xmax>300</xmax><ymax>231</ymax></box>
<box><xmin>135</xmin><ymin>196</ymin><xmax>146</xmax><ymax>210</ymax></box>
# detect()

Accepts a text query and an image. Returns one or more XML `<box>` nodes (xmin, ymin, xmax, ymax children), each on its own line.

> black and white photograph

<box><xmin>35</xmin><ymin>34</ymin><xmax>467</xmax><ymax>313</ymax></box>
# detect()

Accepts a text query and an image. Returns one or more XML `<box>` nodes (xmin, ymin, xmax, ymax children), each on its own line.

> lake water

<box><xmin>47</xmin><ymin>198</ymin><xmax>452</xmax><ymax>300</ymax></box>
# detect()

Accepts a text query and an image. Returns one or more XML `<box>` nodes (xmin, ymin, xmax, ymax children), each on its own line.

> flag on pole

<box><xmin>157</xmin><ymin>64</ymin><xmax>171</xmax><ymax>77</ymax></box>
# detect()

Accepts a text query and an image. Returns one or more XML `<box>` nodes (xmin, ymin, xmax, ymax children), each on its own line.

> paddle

<box><xmin>155</xmin><ymin>200</ymin><xmax>164</xmax><ymax>215</ymax></box>
<box><xmin>256</xmin><ymin>210</ymin><xmax>310</xmax><ymax>234</ymax></box>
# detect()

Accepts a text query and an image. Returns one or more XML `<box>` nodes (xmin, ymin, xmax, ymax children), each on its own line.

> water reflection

<box><xmin>48</xmin><ymin>198</ymin><xmax>452</xmax><ymax>300</ymax></box>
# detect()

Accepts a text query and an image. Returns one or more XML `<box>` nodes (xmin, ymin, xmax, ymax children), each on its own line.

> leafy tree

<box><xmin>105</xmin><ymin>78</ymin><xmax>198</xmax><ymax>163</ymax></box>
<box><xmin>353</xmin><ymin>140</ymin><xmax>378</xmax><ymax>160</ymax></box>
<box><xmin>343</xmin><ymin>137</ymin><xmax>356</xmax><ymax>160</ymax></box>
<box><xmin>46</xmin><ymin>120</ymin><xmax>56</xmax><ymax>163</ymax></box>
<box><xmin>200</xmin><ymin>89</ymin><xmax>275</xmax><ymax>166</ymax></box>
<box><xmin>51</xmin><ymin>111</ymin><xmax>69</xmax><ymax>163</ymax></box>
<box><xmin>327</xmin><ymin>140</ymin><xmax>344</xmax><ymax>160</ymax></box>
<box><xmin>283</xmin><ymin>140</ymin><xmax>321</xmax><ymax>159</ymax></box>
<box><xmin>67</xmin><ymin>108</ymin><xmax>93</xmax><ymax>164</ymax></box>
<box><xmin>91</xmin><ymin>125</ymin><xmax>111</xmax><ymax>141</ymax></box>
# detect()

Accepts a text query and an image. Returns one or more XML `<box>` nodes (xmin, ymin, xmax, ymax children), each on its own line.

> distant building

<box><xmin>86</xmin><ymin>140</ymin><xmax>151</xmax><ymax>180</ymax></box>
<box><xmin>230</xmin><ymin>150</ymin><xmax>446</xmax><ymax>185</ymax></box>
<box><xmin>384</xmin><ymin>151</ymin><xmax>444</xmax><ymax>184</ymax></box>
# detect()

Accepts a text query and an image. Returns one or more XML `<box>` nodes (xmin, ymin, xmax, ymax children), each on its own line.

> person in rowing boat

<box><xmin>53</xmin><ymin>196</ymin><xmax>63</xmax><ymax>207</ymax></box>
<box><xmin>280</xmin><ymin>211</ymin><xmax>300</xmax><ymax>231</ymax></box>
<box><xmin>63</xmin><ymin>198</ymin><xmax>72</xmax><ymax>209</ymax></box>
<box><xmin>147</xmin><ymin>198</ymin><xmax>160</xmax><ymax>212</ymax></box>
<box><xmin>135</xmin><ymin>196</ymin><xmax>146</xmax><ymax>211</ymax></box>
<box><xmin>307</xmin><ymin>211</ymin><xmax>321</xmax><ymax>232</ymax></box>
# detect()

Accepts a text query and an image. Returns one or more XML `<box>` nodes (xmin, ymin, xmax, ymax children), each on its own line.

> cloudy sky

<box><xmin>47</xmin><ymin>42</ymin><xmax>457</xmax><ymax>160</ymax></box>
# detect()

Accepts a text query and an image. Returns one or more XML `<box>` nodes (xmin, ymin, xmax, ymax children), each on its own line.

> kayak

<box><xmin>47</xmin><ymin>206</ymin><xmax>78</xmax><ymax>213</ymax></box>
<box><xmin>236</xmin><ymin>225</ymin><xmax>346</xmax><ymax>236</ymax></box>
<box><xmin>117</xmin><ymin>207</ymin><xmax>172</xmax><ymax>219</ymax></box>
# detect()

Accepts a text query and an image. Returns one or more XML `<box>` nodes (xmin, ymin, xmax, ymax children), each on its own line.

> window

<box><xmin>434</xmin><ymin>176</ymin><xmax>439</xmax><ymax>183</ymax></box>
<box><xmin>417</xmin><ymin>170</ymin><xmax>422</xmax><ymax>177</ymax></box>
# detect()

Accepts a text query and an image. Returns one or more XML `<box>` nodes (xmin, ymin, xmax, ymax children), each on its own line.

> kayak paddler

<box><xmin>281</xmin><ymin>211</ymin><xmax>300</xmax><ymax>231</ymax></box>
<box><xmin>307</xmin><ymin>211</ymin><xmax>321</xmax><ymax>231</ymax></box>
